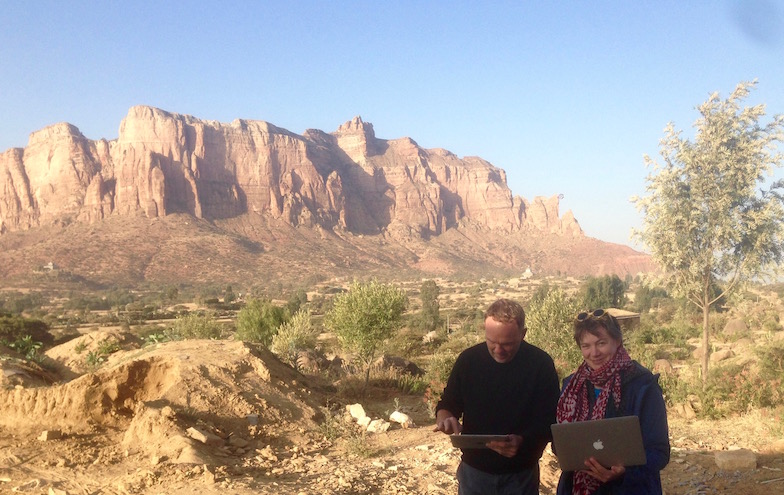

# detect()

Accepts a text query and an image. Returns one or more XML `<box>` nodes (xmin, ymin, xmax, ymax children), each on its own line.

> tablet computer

<box><xmin>550</xmin><ymin>416</ymin><xmax>647</xmax><ymax>471</ymax></box>
<box><xmin>449</xmin><ymin>434</ymin><xmax>509</xmax><ymax>449</ymax></box>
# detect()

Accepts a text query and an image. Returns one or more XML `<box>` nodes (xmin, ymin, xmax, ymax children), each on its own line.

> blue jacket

<box><xmin>556</xmin><ymin>362</ymin><xmax>670</xmax><ymax>495</ymax></box>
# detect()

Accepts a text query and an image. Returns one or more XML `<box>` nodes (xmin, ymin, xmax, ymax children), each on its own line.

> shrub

<box><xmin>85</xmin><ymin>337</ymin><xmax>122</xmax><ymax>370</ymax></box>
<box><xmin>236</xmin><ymin>299</ymin><xmax>288</xmax><ymax>346</ymax></box>
<box><xmin>167</xmin><ymin>313</ymin><xmax>223</xmax><ymax>340</ymax></box>
<box><xmin>700</xmin><ymin>360</ymin><xmax>784</xmax><ymax>418</ymax></box>
<box><xmin>526</xmin><ymin>288</ymin><xmax>581</xmax><ymax>378</ymax></box>
<box><xmin>0</xmin><ymin>312</ymin><xmax>52</xmax><ymax>346</ymax></box>
<box><xmin>4</xmin><ymin>334</ymin><xmax>43</xmax><ymax>361</ymax></box>
<box><xmin>270</xmin><ymin>310</ymin><xmax>318</xmax><ymax>368</ymax></box>
<box><xmin>422</xmin><ymin>350</ymin><xmax>457</xmax><ymax>418</ymax></box>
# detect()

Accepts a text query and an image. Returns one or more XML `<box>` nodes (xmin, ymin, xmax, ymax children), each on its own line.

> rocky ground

<box><xmin>1</xmin><ymin>337</ymin><xmax>783</xmax><ymax>495</ymax></box>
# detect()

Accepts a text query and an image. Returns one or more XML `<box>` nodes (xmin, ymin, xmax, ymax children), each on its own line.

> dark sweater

<box><xmin>556</xmin><ymin>362</ymin><xmax>671</xmax><ymax>495</ymax></box>
<box><xmin>436</xmin><ymin>340</ymin><xmax>561</xmax><ymax>474</ymax></box>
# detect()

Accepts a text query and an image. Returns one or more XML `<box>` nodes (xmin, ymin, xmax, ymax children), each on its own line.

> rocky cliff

<box><xmin>0</xmin><ymin>107</ymin><xmax>656</xmax><ymax>284</ymax></box>
<box><xmin>0</xmin><ymin>107</ymin><xmax>581</xmax><ymax>239</ymax></box>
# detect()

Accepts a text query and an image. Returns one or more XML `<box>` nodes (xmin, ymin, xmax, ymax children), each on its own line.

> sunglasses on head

<box><xmin>576</xmin><ymin>309</ymin><xmax>607</xmax><ymax>321</ymax></box>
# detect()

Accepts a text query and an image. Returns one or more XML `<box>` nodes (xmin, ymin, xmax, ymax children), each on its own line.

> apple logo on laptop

<box><xmin>593</xmin><ymin>439</ymin><xmax>604</xmax><ymax>450</ymax></box>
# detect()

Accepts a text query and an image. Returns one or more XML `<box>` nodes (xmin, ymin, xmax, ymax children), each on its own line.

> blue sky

<box><xmin>2</xmin><ymin>1</ymin><xmax>783</xmax><ymax>248</ymax></box>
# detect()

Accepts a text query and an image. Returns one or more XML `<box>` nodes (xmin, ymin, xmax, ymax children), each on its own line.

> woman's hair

<box><xmin>485</xmin><ymin>298</ymin><xmax>526</xmax><ymax>332</ymax></box>
<box><xmin>573</xmin><ymin>310</ymin><xmax>623</xmax><ymax>344</ymax></box>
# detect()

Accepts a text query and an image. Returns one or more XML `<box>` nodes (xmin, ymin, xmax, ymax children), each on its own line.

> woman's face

<box><xmin>579</xmin><ymin>325</ymin><xmax>621</xmax><ymax>370</ymax></box>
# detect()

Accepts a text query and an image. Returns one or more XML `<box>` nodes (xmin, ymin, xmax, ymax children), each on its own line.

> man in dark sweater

<box><xmin>434</xmin><ymin>298</ymin><xmax>560</xmax><ymax>495</ymax></box>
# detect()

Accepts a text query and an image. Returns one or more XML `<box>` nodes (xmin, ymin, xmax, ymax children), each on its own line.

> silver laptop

<box><xmin>550</xmin><ymin>416</ymin><xmax>647</xmax><ymax>471</ymax></box>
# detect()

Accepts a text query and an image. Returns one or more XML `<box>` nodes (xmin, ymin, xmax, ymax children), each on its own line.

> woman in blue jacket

<box><xmin>555</xmin><ymin>309</ymin><xmax>670</xmax><ymax>495</ymax></box>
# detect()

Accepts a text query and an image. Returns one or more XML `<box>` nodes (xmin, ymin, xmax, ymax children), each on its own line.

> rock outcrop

<box><xmin>0</xmin><ymin>107</ymin><xmax>582</xmax><ymax>239</ymax></box>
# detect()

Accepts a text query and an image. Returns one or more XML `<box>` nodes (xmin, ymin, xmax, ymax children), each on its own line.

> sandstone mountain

<box><xmin>0</xmin><ymin>107</ymin><xmax>653</xmax><ymax>286</ymax></box>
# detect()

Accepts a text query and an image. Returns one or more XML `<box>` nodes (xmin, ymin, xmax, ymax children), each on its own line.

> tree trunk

<box><xmin>701</xmin><ymin>302</ymin><xmax>710</xmax><ymax>390</ymax></box>
<box><xmin>363</xmin><ymin>362</ymin><xmax>371</xmax><ymax>396</ymax></box>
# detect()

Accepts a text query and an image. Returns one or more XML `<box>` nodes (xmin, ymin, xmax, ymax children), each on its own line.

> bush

<box><xmin>270</xmin><ymin>310</ymin><xmax>318</xmax><ymax>368</ymax></box>
<box><xmin>526</xmin><ymin>288</ymin><xmax>581</xmax><ymax>378</ymax></box>
<box><xmin>236</xmin><ymin>299</ymin><xmax>288</xmax><ymax>346</ymax></box>
<box><xmin>166</xmin><ymin>313</ymin><xmax>223</xmax><ymax>340</ymax></box>
<box><xmin>0</xmin><ymin>312</ymin><xmax>53</xmax><ymax>347</ymax></box>
<box><xmin>701</xmin><ymin>363</ymin><xmax>776</xmax><ymax>417</ymax></box>
<box><xmin>422</xmin><ymin>350</ymin><xmax>457</xmax><ymax>418</ymax></box>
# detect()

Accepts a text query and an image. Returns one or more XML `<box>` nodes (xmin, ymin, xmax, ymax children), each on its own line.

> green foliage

<box><xmin>396</xmin><ymin>374</ymin><xmax>427</xmax><ymax>395</ymax></box>
<box><xmin>224</xmin><ymin>285</ymin><xmax>236</xmax><ymax>304</ymax></box>
<box><xmin>757</xmin><ymin>340</ymin><xmax>784</xmax><ymax>380</ymax></box>
<box><xmin>633</xmin><ymin>81</ymin><xmax>784</xmax><ymax>385</ymax></box>
<box><xmin>85</xmin><ymin>338</ymin><xmax>121</xmax><ymax>370</ymax></box>
<box><xmin>286</xmin><ymin>289</ymin><xmax>309</xmax><ymax>315</ymax></box>
<box><xmin>0</xmin><ymin>292</ymin><xmax>47</xmax><ymax>314</ymax></box>
<box><xmin>4</xmin><ymin>334</ymin><xmax>43</xmax><ymax>361</ymax></box>
<box><xmin>529</xmin><ymin>281</ymin><xmax>552</xmax><ymax>306</ymax></box>
<box><xmin>167</xmin><ymin>313</ymin><xmax>223</xmax><ymax>340</ymax></box>
<box><xmin>526</xmin><ymin>288</ymin><xmax>582</xmax><ymax>378</ymax></box>
<box><xmin>631</xmin><ymin>284</ymin><xmax>669</xmax><ymax>313</ymax></box>
<box><xmin>324</xmin><ymin>280</ymin><xmax>408</xmax><ymax>389</ymax></box>
<box><xmin>702</xmin><ymin>363</ymin><xmax>783</xmax><ymax>417</ymax></box>
<box><xmin>317</xmin><ymin>405</ymin><xmax>344</xmax><ymax>441</ymax></box>
<box><xmin>324</xmin><ymin>280</ymin><xmax>408</xmax><ymax>362</ymax></box>
<box><xmin>165</xmin><ymin>286</ymin><xmax>179</xmax><ymax>303</ymax></box>
<box><xmin>0</xmin><ymin>312</ymin><xmax>52</xmax><ymax>347</ymax></box>
<box><xmin>423</xmin><ymin>350</ymin><xmax>457</xmax><ymax>418</ymax></box>
<box><xmin>63</xmin><ymin>294</ymin><xmax>113</xmax><ymax>311</ymax></box>
<box><xmin>580</xmin><ymin>275</ymin><xmax>628</xmax><ymax>310</ymax></box>
<box><xmin>418</xmin><ymin>280</ymin><xmax>440</xmax><ymax>332</ymax></box>
<box><xmin>270</xmin><ymin>310</ymin><xmax>318</xmax><ymax>368</ymax></box>
<box><xmin>236</xmin><ymin>299</ymin><xmax>288</xmax><ymax>346</ymax></box>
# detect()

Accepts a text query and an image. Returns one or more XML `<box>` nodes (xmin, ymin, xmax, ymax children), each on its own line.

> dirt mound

<box><xmin>2</xmin><ymin>340</ymin><xmax>325</xmax><ymax>445</ymax></box>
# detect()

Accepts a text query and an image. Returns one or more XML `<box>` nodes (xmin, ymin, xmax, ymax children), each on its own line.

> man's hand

<box><xmin>433</xmin><ymin>410</ymin><xmax>461</xmax><ymax>435</ymax></box>
<box><xmin>487</xmin><ymin>434</ymin><xmax>522</xmax><ymax>458</ymax></box>
<box><xmin>583</xmin><ymin>457</ymin><xmax>625</xmax><ymax>482</ymax></box>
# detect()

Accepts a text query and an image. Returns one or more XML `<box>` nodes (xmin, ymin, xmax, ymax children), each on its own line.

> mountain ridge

<box><xmin>0</xmin><ymin>107</ymin><xmax>654</xmax><ymax>286</ymax></box>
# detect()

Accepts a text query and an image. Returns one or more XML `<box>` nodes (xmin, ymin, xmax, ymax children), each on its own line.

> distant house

<box><xmin>43</xmin><ymin>261</ymin><xmax>57</xmax><ymax>271</ymax></box>
<box><xmin>521</xmin><ymin>267</ymin><xmax>533</xmax><ymax>279</ymax></box>
<box><xmin>606</xmin><ymin>308</ymin><xmax>640</xmax><ymax>331</ymax></box>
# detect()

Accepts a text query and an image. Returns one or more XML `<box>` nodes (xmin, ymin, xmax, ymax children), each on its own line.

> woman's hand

<box><xmin>487</xmin><ymin>434</ymin><xmax>522</xmax><ymax>458</ymax></box>
<box><xmin>583</xmin><ymin>457</ymin><xmax>625</xmax><ymax>482</ymax></box>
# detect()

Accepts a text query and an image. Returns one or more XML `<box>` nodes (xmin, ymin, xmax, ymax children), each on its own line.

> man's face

<box><xmin>484</xmin><ymin>316</ymin><xmax>524</xmax><ymax>363</ymax></box>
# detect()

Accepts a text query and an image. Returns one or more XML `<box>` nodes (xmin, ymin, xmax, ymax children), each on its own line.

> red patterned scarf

<box><xmin>556</xmin><ymin>345</ymin><xmax>633</xmax><ymax>495</ymax></box>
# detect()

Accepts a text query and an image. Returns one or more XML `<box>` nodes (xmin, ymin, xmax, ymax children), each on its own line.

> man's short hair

<box><xmin>485</xmin><ymin>299</ymin><xmax>526</xmax><ymax>331</ymax></box>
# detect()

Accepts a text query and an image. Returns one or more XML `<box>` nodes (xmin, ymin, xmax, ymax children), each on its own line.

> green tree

<box><xmin>236</xmin><ymin>299</ymin><xmax>288</xmax><ymax>346</ymax></box>
<box><xmin>166</xmin><ymin>286</ymin><xmax>179</xmax><ymax>304</ymax></box>
<box><xmin>526</xmin><ymin>288</ymin><xmax>581</xmax><ymax>378</ymax></box>
<box><xmin>418</xmin><ymin>280</ymin><xmax>440</xmax><ymax>332</ymax></box>
<box><xmin>631</xmin><ymin>284</ymin><xmax>669</xmax><ymax>313</ymax></box>
<box><xmin>224</xmin><ymin>285</ymin><xmax>236</xmax><ymax>304</ymax></box>
<box><xmin>580</xmin><ymin>275</ymin><xmax>627</xmax><ymax>310</ymax></box>
<box><xmin>633</xmin><ymin>81</ymin><xmax>784</xmax><ymax>386</ymax></box>
<box><xmin>286</xmin><ymin>288</ymin><xmax>308</xmax><ymax>315</ymax></box>
<box><xmin>324</xmin><ymin>280</ymin><xmax>408</xmax><ymax>390</ymax></box>
<box><xmin>529</xmin><ymin>281</ymin><xmax>552</xmax><ymax>306</ymax></box>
